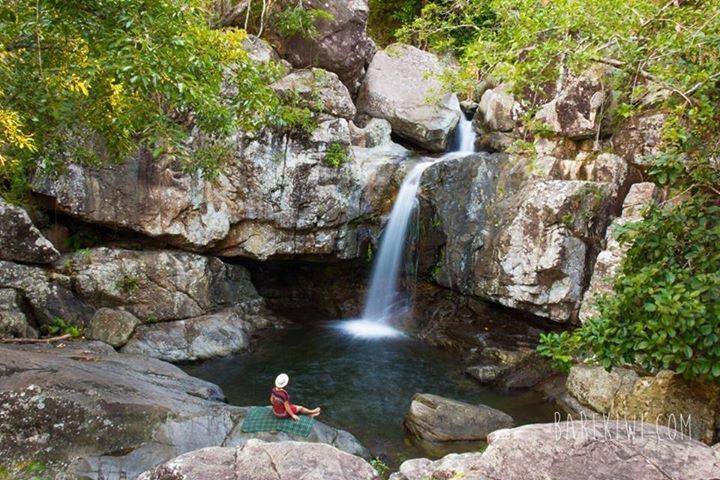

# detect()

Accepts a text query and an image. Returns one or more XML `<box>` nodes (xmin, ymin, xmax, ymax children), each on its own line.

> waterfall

<box><xmin>361</xmin><ymin>161</ymin><xmax>434</xmax><ymax>323</ymax></box>
<box><xmin>340</xmin><ymin>100</ymin><xmax>476</xmax><ymax>338</ymax></box>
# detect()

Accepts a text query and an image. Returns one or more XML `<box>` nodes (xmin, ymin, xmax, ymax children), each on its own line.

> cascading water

<box><xmin>341</xmin><ymin>100</ymin><xmax>476</xmax><ymax>338</ymax></box>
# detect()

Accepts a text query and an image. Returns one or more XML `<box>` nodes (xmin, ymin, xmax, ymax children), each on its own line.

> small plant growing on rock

<box><xmin>117</xmin><ymin>274</ymin><xmax>141</xmax><ymax>294</ymax></box>
<box><xmin>42</xmin><ymin>318</ymin><xmax>82</xmax><ymax>339</ymax></box>
<box><xmin>273</xmin><ymin>6</ymin><xmax>334</xmax><ymax>39</ymax></box>
<box><xmin>323</xmin><ymin>143</ymin><xmax>348</xmax><ymax>168</ymax></box>
<box><xmin>369</xmin><ymin>457</ymin><xmax>390</xmax><ymax>479</ymax></box>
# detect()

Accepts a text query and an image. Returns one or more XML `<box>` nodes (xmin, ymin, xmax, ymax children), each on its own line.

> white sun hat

<box><xmin>275</xmin><ymin>373</ymin><xmax>289</xmax><ymax>388</ymax></box>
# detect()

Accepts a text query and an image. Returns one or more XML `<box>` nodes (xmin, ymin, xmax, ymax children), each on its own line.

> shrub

<box><xmin>323</xmin><ymin>142</ymin><xmax>348</xmax><ymax>168</ymax></box>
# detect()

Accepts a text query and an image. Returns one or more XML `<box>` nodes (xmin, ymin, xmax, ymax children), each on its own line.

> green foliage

<box><xmin>368</xmin><ymin>0</ymin><xmax>422</xmax><ymax>46</ymax></box>
<box><xmin>117</xmin><ymin>274</ymin><xmax>141</xmax><ymax>293</ymax></box>
<box><xmin>369</xmin><ymin>457</ymin><xmax>391</xmax><ymax>479</ymax></box>
<box><xmin>0</xmin><ymin>461</ymin><xmax>51</xmax><ymax>480</ymax></box>
<box><xmin>272</xmin><ymin>5</ymin><xmax>334</xmax><ymax>39</ymax></box>
<box><xmin>396</xmin><ymin>0</ymin><xmax>497</xmax><ymax>54</ymax></box>
<box><xmin>323</xmin><ymin>142</ymin><xmax>348</xmax><ymax>168</ymax></box>
<box><xmin>373</xmin><ymin>1</ymin><xmax>720</xmax><ymax>382</ymax></box>
<box><xmin>42</xmin><ymin>317</ymin><xmax>82</xmax><ymax>338</ymax></box>
<box><xmin>0</xmin><ymin>0</ymin><xmax>284</xmax><ymax>201</ymax></box>
<box><xmin>540</xmin><ymin>186</ymin><xmax>720</xmax><ymax>380</ymax></box>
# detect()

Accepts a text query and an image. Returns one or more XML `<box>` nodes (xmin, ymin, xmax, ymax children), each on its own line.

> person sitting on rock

<box><xmin>270</xmin><ymin>373</ymin><xmax>321</xmax><ymax>421</ymax></box>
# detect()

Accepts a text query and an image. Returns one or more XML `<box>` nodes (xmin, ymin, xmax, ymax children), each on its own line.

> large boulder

<box><xmin>534</xmin><ymin>65</ymin><xmax>615</xmax><ymax>140</ymax></box>
<box><xmin>85</xmin><ymin>307</ymin><xmax>140</xmax><ymax>348</ymax></box>
<box><xmin>0</xmin><ymin>288</ymin><xmax>37</xmax><ymax>338</ymax></box>
<box><xmin>579</xmin><ymin>182</ymin><xmax>663</xmax><ymax>321</ymax></box>
<box><xmin>390</xmin><ymin>422</ymin><xmax>720</xmax><ymax>480</ymax></box>
<box><xmin>567</xmin><ymin>364</ymin><xmax>720</xmax><ymax>444</ymax></box>
<box><xmin>422</xmin><ymin>153</ymin><xmax>616</xmax><ymax>322</ymax></box>
<box><xmin>66</xmin><ymin>248</ymin><xmax>263</xmax><ymax>323</ymax></box>
<box><xmin>0</xmin><ymin>342</ymin><xmax>367</xmax><ymax>480</ymax></box>
<box><xmin>266</xmin><ymin>0</ymin><xmax>375</xmax><ymax>90</ymax></box>
<box><xmin>122</xmin><ymin>308</ymin><xmax>265</xmax><ymax>362</ymax></box>
<box><xmin>0</xmin><ymin>197</ymin><xmax>59</xmax><ymax>264</ymax></box>
<box><xmin>0</xmin><ymin>260</ymin><xmax>92</xmax><ymax>327</ymax></box>
<box><xmin>404</xmin><ymin>393</ymin><xmax>514</xmax><ymax>442</ymax></box>
<box><xmin>465</xmin><ymin>346</ymin><xmax>553</xmax><ymax>389</ymax></box>
<box><xmin>357</xmin><ymin>44</ymin><xmax>461</xmax><ymax>152</ymax></box>
<box><xmin>33</xmin><ymin>117</ymin><xmax>403</xmax><ymax>260</ymax></box>
<box><xmin>271</xmin><ymin>68</ymin><xmax>356</xmax><ymax>120</ymax></box>
<box><xmin>138</xmin><ymin>440</ymin><xmax>379</xmax><ymax>480</ymax></box>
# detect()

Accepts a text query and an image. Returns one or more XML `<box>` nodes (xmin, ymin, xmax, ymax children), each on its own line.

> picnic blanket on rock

<box><xmin>241</xmin><ymin>406</ymin><xmax>315</xmax><ymax>437</ymax></box>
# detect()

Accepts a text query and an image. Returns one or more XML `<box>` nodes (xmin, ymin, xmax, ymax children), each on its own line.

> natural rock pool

<box><xmin>183</xmin><ymin>322</ymin><xmax>558</xmax><ymax>464</ymax></box>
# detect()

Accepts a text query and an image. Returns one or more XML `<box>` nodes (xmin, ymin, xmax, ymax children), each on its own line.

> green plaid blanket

<box><xmin>241</xmin><ymin>406</ymin><xmax>315</xmax><ymax>437</ymax></box>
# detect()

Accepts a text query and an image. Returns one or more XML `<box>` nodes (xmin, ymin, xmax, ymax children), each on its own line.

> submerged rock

<box><xmin>0</xmin><ymin>197</ymin><xmax>59</xmax><ymax>264</ymax></box>
<box><xmin>390</xmin><ymin>421</ymin><xmax>720</xmax><ymax>480</ymax></box>
<box><xmin>0</xmin><ymin>342</ymin><xmax>367</xmax><ymax>480</ymax></box>
<box><xmin>465</xmin><ymin>346</ymin><xmax>553</xmax><ymax>389</ymax></box>
<box><xmin>357</xmin><ymin>44</ymin><xmax>461</xmax><ymax>152</ymax></box>
<box><xmin>138</xmin><ymin>440</ymin><xmax>379</xmax><ymax>480</ymax></box>
<box><xmin>404</xmin><ymin>393</ymin><xmax>514</xmax><ymax>442</ymax></box>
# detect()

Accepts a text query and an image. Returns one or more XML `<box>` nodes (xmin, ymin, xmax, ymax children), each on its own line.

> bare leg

<box><xmin>296</xmin><ymin>405</ymin><xmax>321</xmax><ymax>417</ymax></box>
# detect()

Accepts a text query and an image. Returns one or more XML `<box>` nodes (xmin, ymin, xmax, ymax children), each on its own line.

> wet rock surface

<box><xmin>404</xmin><ymin>393</ymin><xmax>514</xmax><ymax>442</ymax></box>
<box><xmin>138</xmin><ymin>440</ymin><xmax>379</xmax><ymax>480</ymax></box>
<box><xmin>0</xmin><ymin>342</ymin><xmax>367</xmax><ymax>480</ymax></box>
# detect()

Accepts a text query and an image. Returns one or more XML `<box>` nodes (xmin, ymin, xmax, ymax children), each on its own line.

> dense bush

<box><xmin>0</xmin><ymin>0</ymin><xmax>284</xmax><ymax>202</ymax></box>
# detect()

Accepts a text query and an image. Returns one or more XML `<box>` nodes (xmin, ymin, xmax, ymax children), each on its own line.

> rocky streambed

<box><xmin>2</xmin><ymin>0</ymin><xmax>720</xmax><ymax>478</ymax></box>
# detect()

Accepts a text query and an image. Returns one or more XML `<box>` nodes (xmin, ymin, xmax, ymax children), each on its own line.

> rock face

<box><xmin>267</xmin><ymin>0</ymin><xmax>375</xmax><ymax>90</ymax></box>
<box><xmin>390</xmin><ymin>422</ymin><xmax>720</xmax><ymax>480</ymax></box>
<box><xmin>404</xmin><ymin>393</ymin><xmax>514</xmax><ymax>442</ymax></box>
<box><xmin>357</xmin><ymin>44</ymin><xmax>461</xmax><ymax>152</ymax></box>
<box><xmin>85</xmin><ymin>308</ymin><xmax>139</xmax><ymax>347</ymax></box>
<box><xmin>421</xmin><ymin>153</ymin><xmax>616</xmax><ymax>323</ymax></box>
<box><xmin>271</xmin><ymin>68</ymin><xmax>356</xmax><ymax>120</ymax></box>
<box><xmin>534</xmin><ymin>65</ymin><xmax>615</xmax><ymax>140</ymax></box>
<box><xmin>139</xmin><ymin>440</ymin><xmax>379</xmax><ymax>480</ymax></box>
<box><xmin>465</xmin><ymin>347</ymin><xmax>553</xmax><ymax>389</ymax></box>
<box><xmin>0</xmin><ymin>342</ymin><xmax>367</xmax><ymax>480</ymax></box>
<box><xmin>0</xmin><ymin>197</ymin><xmax>60</xmax><ymax>264</ymax></box>
<box><xmin>33</xmin><ymin>118</ymin><xmax>402</xmax><ymax>260</ymax></box>
<box><xmin>566</xmin><ymin>364</ymin><xmax>720</xmax><ymax>444</ymax></box>
<box><xmin>122</xmin><ymin>308</ymin><xmax>261</xmax><ymax>362</ymax></box>
<box><xmin>579</xmin><ymin>182</ymin><xmax>662</xmax><ymax>321</ymax></box>
<box><xmin>0</xmin><ymin>288</ymin><xmax>37</xmax><ymax>338</ymax></box>
<box><xmin>0</xmin><ymin>260</ymin><xmax>92</xmax><ymax>327</ymax></box>
<box><xmin>67</xmin><ymin>248</ymin><xmax>261</xmax><ymax>323</ymax></box>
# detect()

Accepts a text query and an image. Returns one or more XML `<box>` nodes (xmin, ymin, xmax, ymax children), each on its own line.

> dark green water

<box><xmin>183</xmin><ymin>322</ymin><xmax>557</xmax><ymax>463</ymax></box>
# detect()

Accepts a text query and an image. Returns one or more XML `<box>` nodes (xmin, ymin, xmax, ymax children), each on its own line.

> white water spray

<box><xmin>340</xmin><ymin>99</ymin><xmax>476</xmax><ymax>338</ymax></box>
